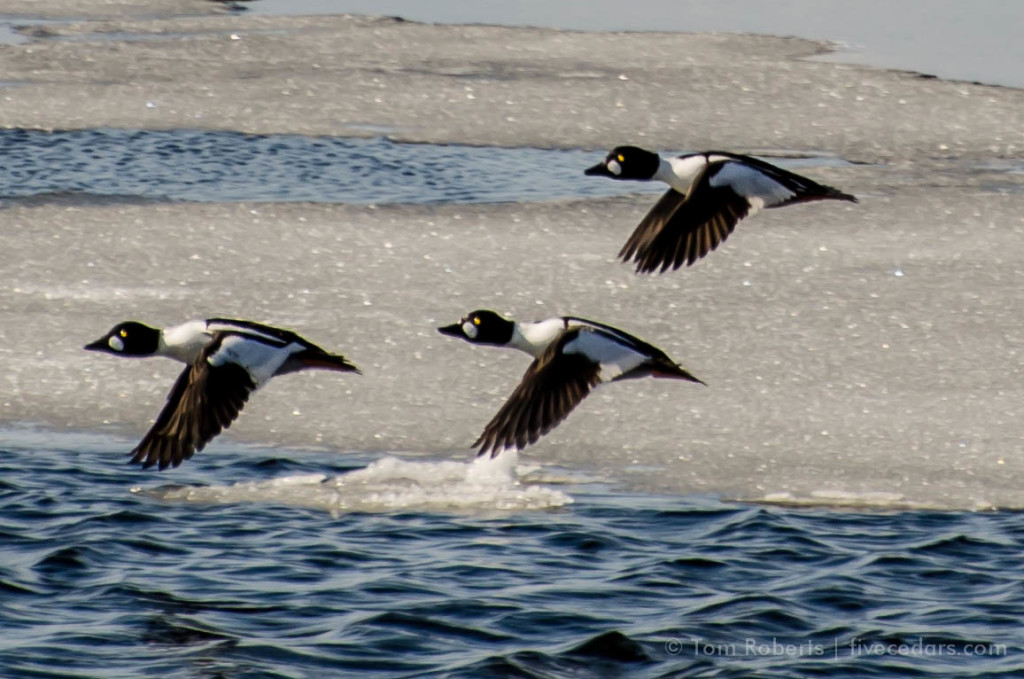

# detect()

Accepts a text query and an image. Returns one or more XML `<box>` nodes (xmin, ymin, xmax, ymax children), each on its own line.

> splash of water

<box><xmin>135</xmin><ymin>452</ymin><xmax>574</xmax><ymax>514</ymax></box>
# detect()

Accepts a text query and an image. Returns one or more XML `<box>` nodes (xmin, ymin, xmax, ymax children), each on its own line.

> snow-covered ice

<box><xmin>1</xmin><ymin>7</ymin><xmax>1023</xmax><ymax>509</ymax></box>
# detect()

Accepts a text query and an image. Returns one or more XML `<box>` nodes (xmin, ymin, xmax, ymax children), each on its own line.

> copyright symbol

<box><xmin>665</xmin><ymin>638</ymin><xmax>683</xmax><ymax>655</ymax></box>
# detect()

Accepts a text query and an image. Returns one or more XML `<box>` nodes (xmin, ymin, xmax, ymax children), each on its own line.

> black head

<box><xmin>84</xmin><ymin>321</ymin><xmax>161</xmax><ymax>357</ymax></box>
<box><xmin>584</xmin><ymin>145</ymin><xmax>661</xmax><ymax>180</ymax></box>
<box><xmin>438</xmin><ymin>309</ymin><xmax>515</xmax><ymax>346</ymax></box>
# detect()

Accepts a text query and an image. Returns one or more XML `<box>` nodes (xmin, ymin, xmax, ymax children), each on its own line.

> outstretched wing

<box><xmin>621</xmin><ymin>154</ymin><xmax>856</xmax><ymax>274</ymax></box>
<box><xmin>620</xmin><ymin>166</ymin><xmax>751</xmax><ymax>273</ymax></box>
<box><xmin>617</xmin><ymin>187</ymin><xmax>689</xmax><ymax>265</ymax></box>
<box><xmin>129</xmin><ymin>334</ymin><xmax>256</xmax><ymax>470</ymax></box>
<box><xmin>474</xmin><ymin>328</ymin><xmax>601</xmax><ymax>458</ymax></box>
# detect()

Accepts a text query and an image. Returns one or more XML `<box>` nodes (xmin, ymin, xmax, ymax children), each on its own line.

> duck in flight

<box><xmin>85</xmin><ymin>318</ymin><xmax>359</xmax><ymax>470</ymax></box>
<box><xmin>438</xmin><ymin>309</ymin><xmax>704</xmax><ymax>458</ymax></box>
<box><xmin>585</xmin><ymin>145</ymin><xmax>857</xmax><ymax>273</ymax></box>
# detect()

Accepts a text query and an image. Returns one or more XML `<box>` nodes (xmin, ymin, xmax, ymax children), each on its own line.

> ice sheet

<box><xmin>1</xmin><ymin>11</ymin><xmax>1022</xmax><ymax>509</ymax></box>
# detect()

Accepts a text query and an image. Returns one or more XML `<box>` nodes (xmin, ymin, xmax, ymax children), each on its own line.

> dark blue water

<box><xmin>0</xmin><ymin>128</ymin><xmax>851</xmax><ymax>206</ymax></box>
<box><xmin>2</xmin><ymin>431</ymin><xmax>1022</xmax><ymax>678</ymax></box>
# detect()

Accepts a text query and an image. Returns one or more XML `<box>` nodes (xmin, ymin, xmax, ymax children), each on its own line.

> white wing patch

<box><xmin>563</xmin><ymin>330</ymin><xmax>646</xmax><ymax>383</ymax></box>
<box><xmin>208</xmin><ymin>336</ymin><xmax>295</xmax><ymax>387</ymax></box>
<box><xmin>709</xmin><ymin>162</ymin><xmax>795</xmax><ymax>209</ymax></box>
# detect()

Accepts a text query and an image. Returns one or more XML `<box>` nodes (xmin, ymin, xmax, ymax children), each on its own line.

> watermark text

<box><xmin>663</xmin><ymin>636</ymin><xmax>1007</xmax><ymax>660</ymax></box>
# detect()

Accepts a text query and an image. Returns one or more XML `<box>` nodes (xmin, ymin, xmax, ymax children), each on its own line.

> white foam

<box><xmin>136</xmin><ymin>452</ymin><xmax>574</xmax><ymax>514</ymax></box>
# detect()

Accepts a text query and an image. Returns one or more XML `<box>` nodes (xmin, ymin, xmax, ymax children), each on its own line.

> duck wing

<box><xmin>620</xmin><ymin>164</ymin><xmax>751</xmax><ymax>273</ymax></box>
<box><xmin>129</xmin><ymin>334</ymin><xmax>256</xmax><ymax>470</ymax></box>
<box><xmin>474</xmin><ymin>328</ymin><xmax>601</xmax><ymax>458</ymax></box>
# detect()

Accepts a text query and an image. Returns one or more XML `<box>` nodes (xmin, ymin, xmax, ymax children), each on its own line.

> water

<box><xmin>0</xmin><ymin>128</ymin><xmax>851</xmax><ymax>205</ymax></box>
<box><xmin>0</xmin><ymin>129</ymin><xmax>644</xmax><ymax>204</ymax></box>
<box><xmin>2</xmin><ymin>430</ymin><xmax>1021</xmax><ymax>677</ymax></box>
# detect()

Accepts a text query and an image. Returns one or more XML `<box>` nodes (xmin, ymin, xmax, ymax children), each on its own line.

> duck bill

<box><xmin>437</xmin><ymin>323</ymin><xmax>464</xmax><ymax>338</ymax></box>
<box><xmin>83</xmin><ymin>337</ymin><xmax>110</xmax><ymax>352</ymax></box>
<box><xmin>584</xmin><ymin>162</ymin><xmax>613</xmax><ymax>177</ymax></box>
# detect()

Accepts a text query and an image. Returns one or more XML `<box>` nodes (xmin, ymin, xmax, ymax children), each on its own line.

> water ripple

<box><xmin>1</xmin><ymin>431</ymin><xmax>1024</xmax><ymax>677</ymax></box>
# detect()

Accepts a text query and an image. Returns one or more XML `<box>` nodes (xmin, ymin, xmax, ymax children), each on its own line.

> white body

<box><xmin>509</xmin><ymin>318</ymin><xmax>651</xmax><ymax>383</ymax></box>
<box><xmin>708</xmin><ymin>161</ymin><xmax>796</xmax><ymax>211</ymax></box>
<box><xmin>658</xmin><ymin>154</ymin><xmax>712</xmax><ymax>192</ymax></box>
<box><xmin>562</xmin><ymin>330</ymin><xmax>646</xmax><ymax>381</ymax></box>
<box><xmin>510</xmin><ymin>318</ymin><xmax>572</xmax><ymax>357</ymax></box>
<box><xmin>657</xmin><ymin>153</ymin><xmax>797</xmax><ymax>212</ymax></box>
<box><xmin>157</xmin><ymin>319</ymin><xmax>306</xmax><ymax>387</ymax></box>
<box><xmin>159</xmin><ymin>320</ymin><xmax>214</xmax><ymax>363</ymax></box>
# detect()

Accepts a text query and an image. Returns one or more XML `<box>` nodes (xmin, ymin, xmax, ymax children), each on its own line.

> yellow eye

<box><xmin>119</xmin><ymin>329</ymin><xmax>128</xmax><ymax>338</ymax></box>
<box><xmin>617</xmin><ymin>154</ymin><xmax>625</xmax><ymax>163</ymax></box>
<box><xmin>472</xmin><ymin>316</ymin><xmax>481</xmax><ymax>325</ymax></box>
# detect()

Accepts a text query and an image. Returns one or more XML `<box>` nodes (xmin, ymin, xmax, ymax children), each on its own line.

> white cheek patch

<box><xmin>607</xmin><ymin>159</ymin><xmax>622</xmax><ymax>176</ymax></box>
<box><xmin>108</xmin><ymin>336</ymin><xmax>125</xmax><ymax>352</ymax></box>
<box><xmin>463</xmin><ymin>321</ymin><xmax>478</xmax><ymax>339</ymax></box>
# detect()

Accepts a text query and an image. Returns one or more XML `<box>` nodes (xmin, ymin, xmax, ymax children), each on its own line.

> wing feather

<box><xmin>619</xmin><ymin>162</ymin><xmax>751</xmax><ymax>273</ymax></box>
<box><xmin>631</xmin><ymin>178</ymin><xmax>751</xmax><ymax>273</ymax></box>
<box><xmin>473</xmin><ymin>329</ymin><xmax>601</xmax><ymax>458</ymax></box>
<box><xmin>129</xmin><ymin>334</ymin><xmax>257</xmax><ymax>470</ymax></box>
<box><xmin>617</xmin><ymin>188</ymin><xmax>687</xmax><ymax>264</ymax></box>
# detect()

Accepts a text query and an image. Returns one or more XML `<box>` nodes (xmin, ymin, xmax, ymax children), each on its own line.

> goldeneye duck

<box><xmin>85</xmin><ymin>318</ymin><xmax>359</xmax><ymax>470</ymax></box>
<box><xmin>438</xmin><ymin>309</ymin><xmax>704</xmax><ymax>458</ymax></box>
<box><xmin>585</xmin><ymin>145</ymin><xmax>857</xmax><ymax>272</ymax></box>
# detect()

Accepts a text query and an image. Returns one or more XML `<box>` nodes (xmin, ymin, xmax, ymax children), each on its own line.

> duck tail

<box><xmin>651</xmin><ymin>361</ymin><xmax>706</xmax><ymax>385</ymax></box>
<box><xmin>820</xmin><ymin>184</ymin><xmax>858</xmax><ymax>203</ymax></box>
<box><xmin>300</xmin><ymin>351</ymin><xmax>361</xmax><ymax>374</ymax></box>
